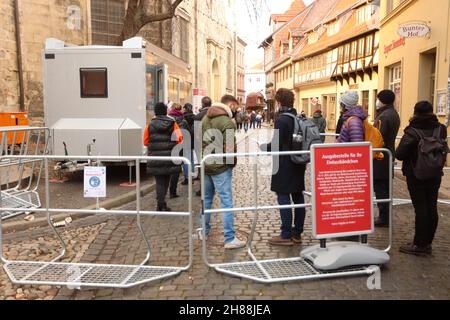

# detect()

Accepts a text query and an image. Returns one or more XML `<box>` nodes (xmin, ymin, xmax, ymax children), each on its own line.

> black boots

<box><xmin>157</xmin><ymin>202</ymin><xmax>172</xmax><ymax>212</ymax></box>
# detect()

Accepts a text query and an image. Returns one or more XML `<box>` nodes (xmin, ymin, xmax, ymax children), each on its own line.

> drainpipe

<box><xmin>14</xmin><ymin>0</ymin><xmax>25</xmax><ymax>112</ymax></box>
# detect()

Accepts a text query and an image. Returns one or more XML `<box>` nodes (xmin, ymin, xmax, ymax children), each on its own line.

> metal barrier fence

<box><xmin>199</xmin><ymin>148</ymin><xmax>393</xmax><ymax>283</ymax></box>
<box><xmin>0</xmin><ymin>155</ymin><xmax>193</xmax><ymax>288</ymax></box>
<box><xmin>0</xmin><ymin>127</ymin><xmax>49</xmax><ymax>220</ymax></box>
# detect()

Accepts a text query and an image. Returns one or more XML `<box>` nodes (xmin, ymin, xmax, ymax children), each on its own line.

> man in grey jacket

<box><xmin>373</xmin><ymin>90</ymin><xmax>400</xmax><ymax>227</ymax></box>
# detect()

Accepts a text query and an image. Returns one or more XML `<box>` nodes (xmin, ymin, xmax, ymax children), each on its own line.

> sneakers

<box><xmin>268</xmin><ymin>236</ymin><xmax>294</xmax><ymax>246</ymax></box>
<box><xmin>399</xmin><ymin>243</ymin><xmax>432</xmax><ymax>256</ymax></box>
<box><xmin>224</xmin><ymin>237</ymin><xmax>246</xmax><ymax>249</ymax></box>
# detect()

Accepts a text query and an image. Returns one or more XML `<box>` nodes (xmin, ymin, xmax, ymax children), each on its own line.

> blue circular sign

<box><xmin>89</xmin><ymin>176</ymin><xmax>101</xmax><ymax>188</ymax></box>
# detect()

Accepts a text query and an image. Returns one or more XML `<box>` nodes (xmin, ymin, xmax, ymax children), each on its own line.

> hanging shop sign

<box><xmin>398</xmin><ymin>22</ymin><xmax>430</xmax><ymax>38</ymax></box>
<box><xmin>311</xmin><ymin>143</ymin><xmax>374</xmax><ymax>239</ymax></box>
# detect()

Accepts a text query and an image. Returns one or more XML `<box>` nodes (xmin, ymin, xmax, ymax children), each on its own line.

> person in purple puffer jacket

<box><xmin>336</xmin><ymin>91</ymin><xmax>366</xmax><ymax>242</ymax></box>
<box><xmin>336</xmin><ymin>91</ymin><xmax>367</xmax><ymax>143</ymax></box>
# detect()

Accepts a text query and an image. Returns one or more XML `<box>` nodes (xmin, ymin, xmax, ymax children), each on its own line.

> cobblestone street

<box><xmin>1</xmin><ymin>128</ymin><xmax>450</xmax><ymax>300</ymax></box>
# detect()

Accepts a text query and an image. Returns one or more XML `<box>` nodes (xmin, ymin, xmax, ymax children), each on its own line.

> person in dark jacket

<box><xmin>396</xmin><ymin>101</ymin><xmax>448</xmax><ymax>256</ymax></box>
<box><xmin>168</xmin><ymin>103</ymin><xmax>188</xmax><ymax>198</ymax></box>
<box><xmin>312</xmin><ymin>109</ymin><xmax>327</xmax><ymax>142</ymax></box>
<box><xmin>373</xmin><ymin>90</ymin><xmax>401</xmax><ymax>227</ymax></box>
<box><xmin>181</xmin><ymin>103</ymin><xmax>195</xmax><ymax>185</ymax></box>
<box><xmin>335</xmin><ymin>105</ymin><xmax>345</xmax><ymax>135</ymax></box>
<box><xmin>261</xmin><ymin>88</ymin><xmax>306</xmax><ymax>246</ymax></box>
<box><xmin>145</xmin><ymin>102</ymin><xmax>183</xmax><ymax>211</ymax></box>
<box><xmin>193</xmin><ymin>96</ymin><xmax>212</xmax><ymax>194</ymax></box>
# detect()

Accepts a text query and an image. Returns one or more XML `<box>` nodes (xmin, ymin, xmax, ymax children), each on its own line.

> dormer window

<box><xmin>327</xmin><ymin>20</ymin><xmax>340</xmax><ymax>37</ymax></box>
<box><xmin>308</xmin><ymin>32</ymin><xmax>318</xmax><ymax>44</ymax></box>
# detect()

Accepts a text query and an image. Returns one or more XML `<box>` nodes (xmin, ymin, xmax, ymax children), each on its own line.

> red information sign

<box><xmin>311</xmin><ymin>143</ymin><xmax>374</xmax><ymax>239</ymax></box>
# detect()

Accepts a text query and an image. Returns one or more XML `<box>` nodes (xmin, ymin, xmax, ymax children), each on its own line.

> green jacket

<box><xmin>201</xmin><ymin>103</ymin><xmax>237</xmax><ymax>176</ymax></box>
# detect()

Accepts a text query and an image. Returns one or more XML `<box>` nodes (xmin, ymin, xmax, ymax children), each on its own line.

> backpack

<box><xmin>281</xmin><ymin>113</ymin><xmax>323</xmax><ymax>164</ymax></box>
<box><xmin>411</xmin><ymin>126</ymin><xmax>449</xmax><ymax>180</ymax></box>
<box><xmin>348</xmin><ymin>117</ymin><xmax>385</xmax><ymax>160</ymax></box>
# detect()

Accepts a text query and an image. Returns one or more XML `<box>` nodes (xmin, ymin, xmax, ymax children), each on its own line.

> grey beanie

<box><xmin>340</xmin><ymin>91</ymin><xmax>359</xmax><ymax>109</ymax></box>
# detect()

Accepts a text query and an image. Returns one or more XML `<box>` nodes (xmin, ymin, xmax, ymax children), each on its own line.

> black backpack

<box><xmin>411</xmin><ymin>126</ymin><xmax>449</xmax><ymax>180</ymax></box>
<box><xmin>281</xmin><ymin>113</ymin><xmax>323</xmax><ymax>164</ymax></box>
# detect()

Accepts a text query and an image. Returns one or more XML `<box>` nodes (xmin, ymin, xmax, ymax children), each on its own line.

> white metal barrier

<box><xmin>0</xmin><ymin>127</ymin><xmax>49</xmax><ymax>220</ymax></box>
<box><xmin>199</xmin><ymin>148</ymin><xmax>393</xmax><ymax>283</ymax></box>
<box><xmin>0</xmin><ymin>155</ymin><xmax>193</xmax><ymax>288</ymax></box>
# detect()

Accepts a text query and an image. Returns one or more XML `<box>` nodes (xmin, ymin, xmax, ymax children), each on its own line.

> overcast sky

<box><xmin>236</xmin><ymin>0</ymin><xmax>315</xmax><ymax>68</ymax></box>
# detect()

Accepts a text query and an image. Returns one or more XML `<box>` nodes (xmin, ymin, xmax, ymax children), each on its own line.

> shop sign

<box><xmin>398</xmin><ymin>22</ymin><xmax>430</xmax><ymax>38</ymax></box>
<box><xmin>384</xmin><ymin>37</ymin><xmax>406</xmax><ymax>54</ymax></box>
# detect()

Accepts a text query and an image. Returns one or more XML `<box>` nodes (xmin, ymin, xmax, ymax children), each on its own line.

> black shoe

<box><xmin>399</xmin><ymin>243</ymin><xmax>432</xmax><ymax>256</ymax></box>
<box><xmin>375</xmin><ymin>218</ymin><xmax>389</xmax><ymax>228</ymax></box>
<box><xmin>170</xmin><ymin>194</ymin><xmax>180</xmax><ymax>199</ymax></box>
<box><xmin>157</xmin><ymin>203</ymin><xmax>172</xmax><ymax>212</ymax></box>
<box><xmin>181</xmin><ymin>180</ymin><xmax>189</xmax><ymax>185</ymax></box>
<box><xmin>196</xmin><ymin>190</ymin><xmax>201</xmax><ymax>197</ymax></box>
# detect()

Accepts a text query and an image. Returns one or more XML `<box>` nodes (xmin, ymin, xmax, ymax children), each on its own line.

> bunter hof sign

<box><xmin>311</xmin><ymin>143</ymin><xmax>374</xmax><ymax>239</ymax></box>
<box><xmin>398</xmin><ymin>22</ymin><xmax>430</xmax><ymax>38</ymax></box>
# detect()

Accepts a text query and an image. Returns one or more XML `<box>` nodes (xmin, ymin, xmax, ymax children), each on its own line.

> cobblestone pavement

<box><xmin>1</xmin><ymin>128</ymin><xmax>450</xmax><ymax>300</ymax></box>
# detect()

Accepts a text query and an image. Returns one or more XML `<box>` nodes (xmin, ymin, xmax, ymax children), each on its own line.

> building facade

<box><xmin>236</xmin><ymin>37</ymin><xmax>247</xmax><ymax>105</ymax></box>
<box><xmin>378</xmin><ymin>0</ymin><xmax>450</xmax><ymax>130</ymax></box>
<box><xmin>0</xmin><ymin>0</ymin><xmax>237</xmax><ymax>124</ymax></box>
<box><xmin>245</xmin><ymin>62</ymin><xmax>266</xmax><ymax>101</ymax></box>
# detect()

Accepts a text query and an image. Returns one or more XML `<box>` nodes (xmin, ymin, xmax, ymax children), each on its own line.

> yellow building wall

<box><xmin>379</xmin><ymin>0</ymin><xmax>450</xmax><ymax>131</ymax></box>
<box><xmin>336</xmin><ymin>73</ymin><xmax>379</xmax><ymax>123</ymax></box>
<box><xmin>295</xmin><ymin>81</ymin><xmax>337</xmax><ymax>129</ymax></box>
<box><xmin>274</xmin><ymin>60</ymin><xmax>294</xmax><ymax>92</ymax></box>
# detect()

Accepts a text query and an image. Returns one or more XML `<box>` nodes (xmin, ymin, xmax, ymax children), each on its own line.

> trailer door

<box><xmin>146</xmin><ymin>63</ymin><xmax>168</xmax><ymax>109</ymax></box>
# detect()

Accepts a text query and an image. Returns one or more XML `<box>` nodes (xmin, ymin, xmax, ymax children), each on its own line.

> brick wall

<box><xmin>0</xmin><ymin>0</ymin><xmax>89</xmax><ymax>125</ymax></box>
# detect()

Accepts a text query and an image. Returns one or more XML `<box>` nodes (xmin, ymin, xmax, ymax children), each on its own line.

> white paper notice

<box><xmin>84</xmin><ymin>166</ymin><xmax>106</xmax><ymax>198</ymax></box>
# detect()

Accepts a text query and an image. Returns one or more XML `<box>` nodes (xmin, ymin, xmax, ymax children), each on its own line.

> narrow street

<box><xmin>2</xmin><ymin>127</ymin><xmax>449</xmax><ymax>300</ymax></box>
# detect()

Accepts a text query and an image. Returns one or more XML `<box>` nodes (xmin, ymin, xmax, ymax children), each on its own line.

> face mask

<box><xmin>376</xmin><ymin>99</ymin><xmax>381</xmax><ymax>110</ymax></box>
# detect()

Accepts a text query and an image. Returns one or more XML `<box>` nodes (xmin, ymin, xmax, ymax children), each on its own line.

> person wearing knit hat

<box><xmin>396</xmin><ymin>101</ymin><xmax>448</xmax><ymax>256</ymax></box>
<box><xmin>340</xmin><ymin>91</ymin><xmax>359</xmax><ymax>109</ymax></box>
<box><xmin>154</xmin><ymin>102</ymin><xmax>167</xmax><ymax>116</ymax></box>
<box><xmin>373</xmin><ymin>89</ymin><xmax>400</xmax><ymax>228</ymax></box>
<box><xmin>377</xmin><ymin>90</ymin><xmax>396</xmax><ymax>107</ymax></box>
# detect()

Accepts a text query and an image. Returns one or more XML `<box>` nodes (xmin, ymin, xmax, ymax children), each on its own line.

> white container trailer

<box><xmin>43</xmin><ymin>37</ymin><xmax>147</xmax><ymax>164</ymax></box>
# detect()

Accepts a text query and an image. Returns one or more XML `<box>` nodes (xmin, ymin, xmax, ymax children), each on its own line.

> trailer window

<box><xmin>80</xmin><ymin>68</ymin><xmax>108</xmax><ymax>98</ymax></box>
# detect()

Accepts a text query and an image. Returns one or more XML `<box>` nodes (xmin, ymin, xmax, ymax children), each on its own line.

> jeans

<box><xmin>237</xmin><ymin>123</ymin><xmax>243</xmax><ymax>131</ymax></box>
<box><xmin>374</xmin><ymin>179</ymin><xmax>390</xmax><ymax>223</ymax></box>
<box><xmin>183</xmin><ymin>149</ymin><xmax>195</xmax><ymax>181</ymax></box>
<box><xmin>243</xmin><ymin>122</ymin><xmax>249</xmax><ymax>132</ymax></box>
<box><xmin>256</xmin><ymin>120</ymin><xmax>262</xmax><ymax>128</ymax></box>
<box><xmin>276</xmin><ymin>192</ymin><xmax>306</xmax><ymax>239</ymax></box>
<box><xmin>407</xmin><ymin>176</ymin><xmax>441</xmax><ymax>247</ymax></box>
<box><xmin>155</xmin><ymin>175</ymin><xmax>170</xmax><ymax>205</ymax></box>
<box><xmin>198</xmin><ymin>168</ymin><xmax>235</xmax><ymax>244</ymax></box>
